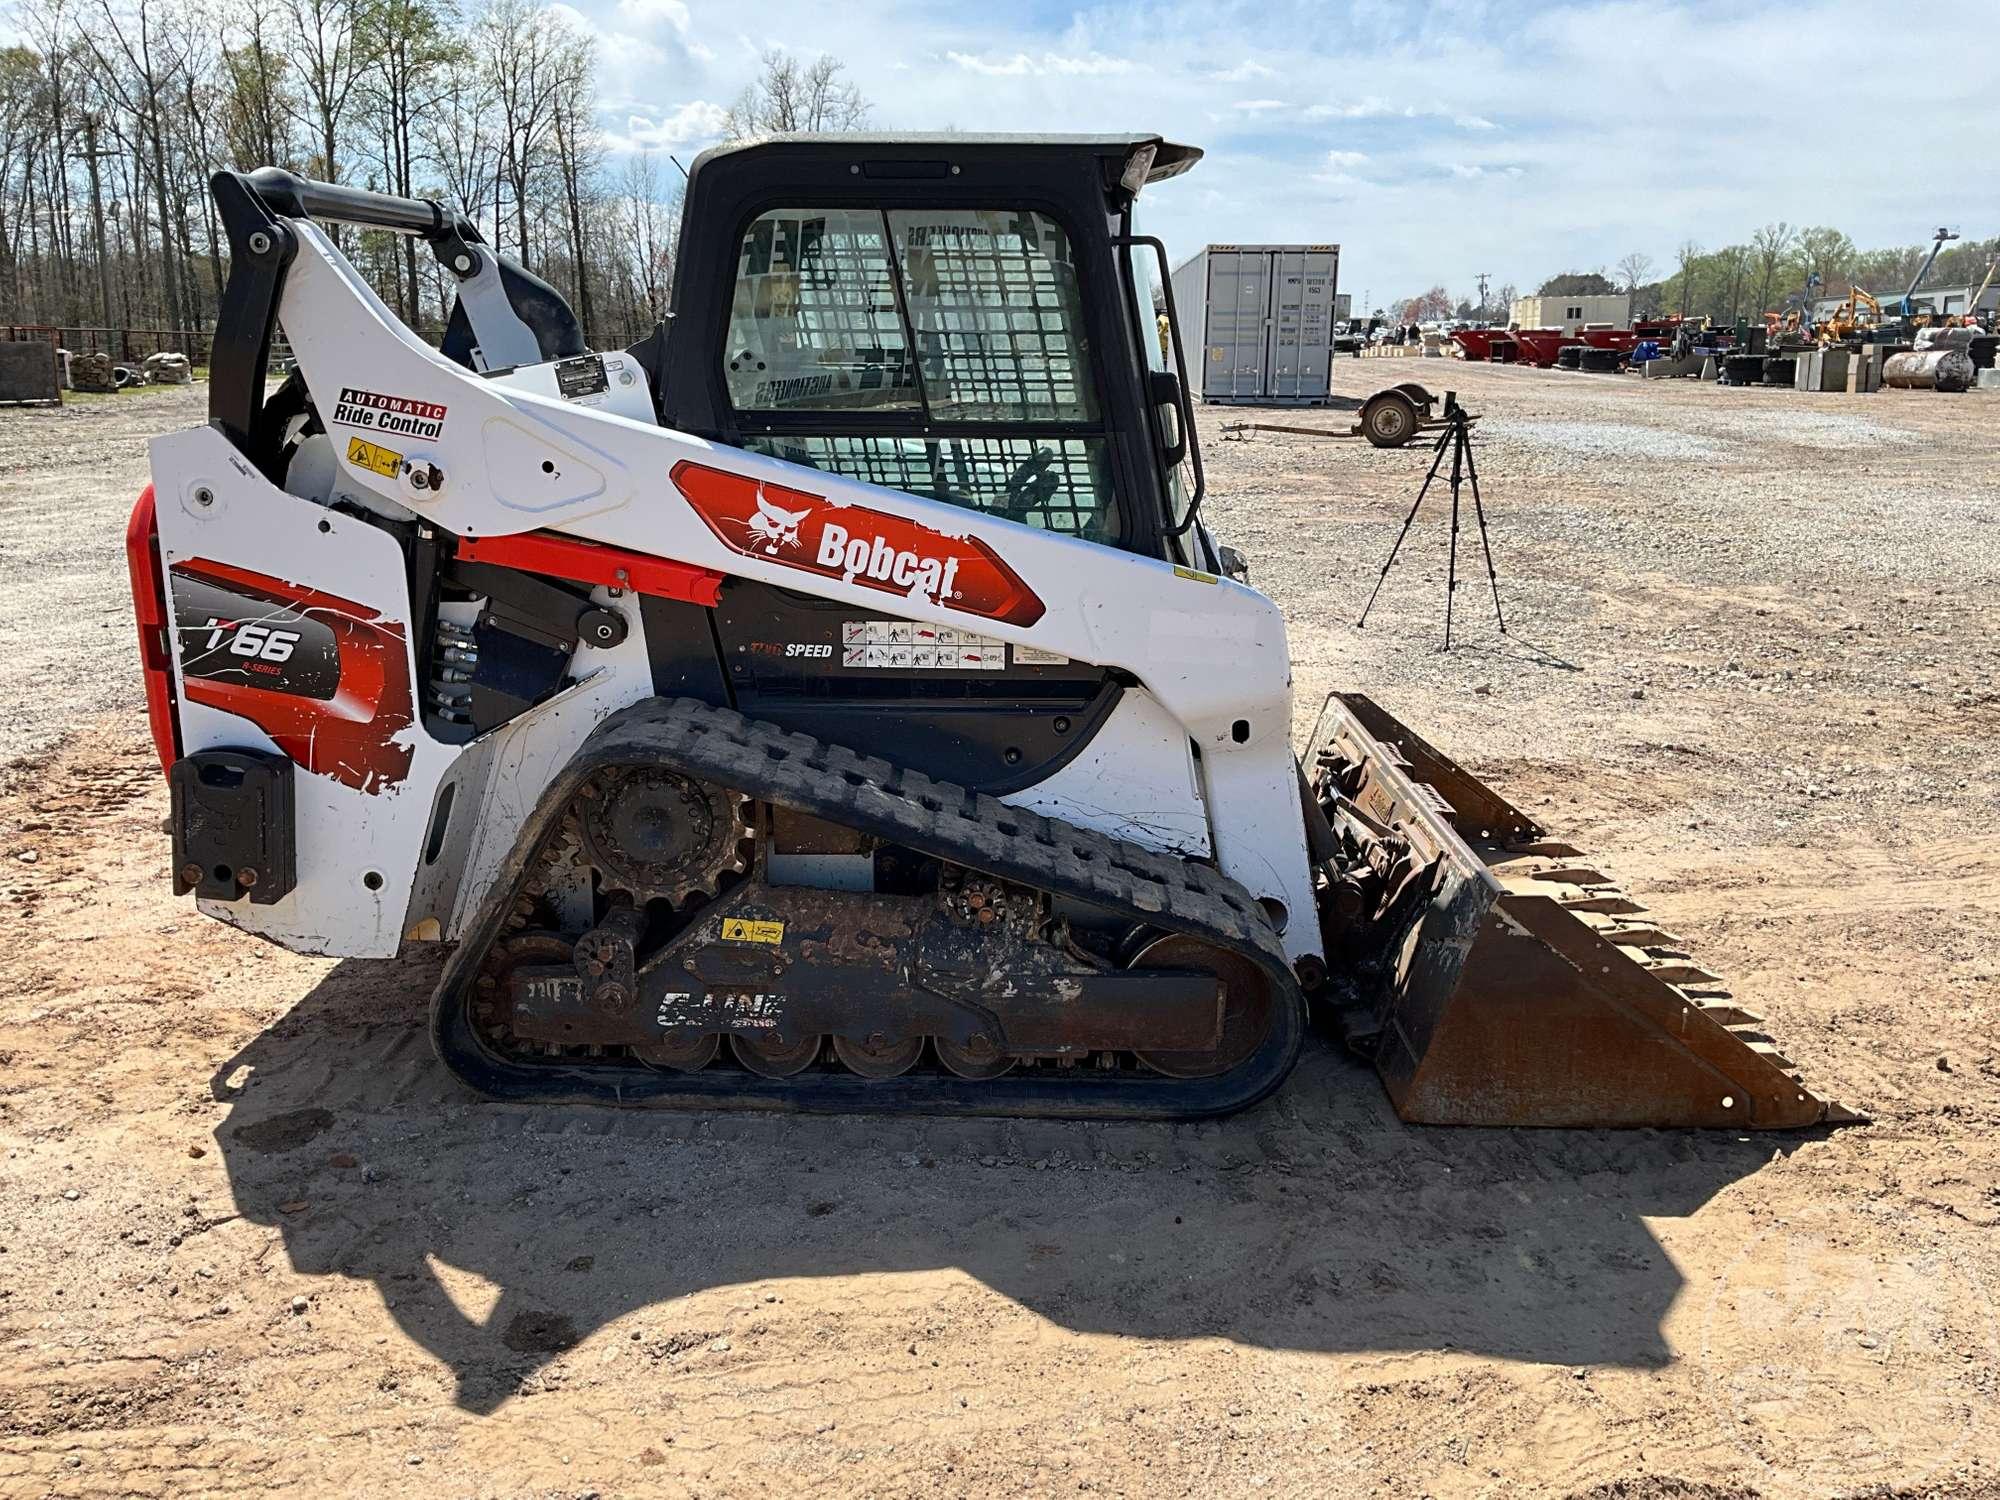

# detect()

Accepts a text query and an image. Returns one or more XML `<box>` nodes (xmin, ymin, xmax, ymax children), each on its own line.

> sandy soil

<box><xmin>2</xmin><ymin>364</ymin><xmax>1998</xmax><ymax>1499</ymax></box>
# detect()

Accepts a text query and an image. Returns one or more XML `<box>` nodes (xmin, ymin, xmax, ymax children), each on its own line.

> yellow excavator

<box><xmin>1818</xmin><ymin>285</ymin><xmax>1882</xmax><ymax>343</ymax></box>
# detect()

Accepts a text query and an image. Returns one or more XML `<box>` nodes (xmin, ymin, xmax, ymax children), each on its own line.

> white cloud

<box><xmin>1304</xmin><ymin>98</ymin><xmax>1497</xmax><ymax>129</ymax></box>
<box><xmin>608</xmin><ymin>99</ymin><xmax>730</xmax><ymax>152</ymax></box>
<box><xmin>616</xmin><ymin>0</ymin><xmax>691</xmax><ymax>31</ymax></box>
<box><xmin>1306</xmin><ymin>98</ymin><xmax>1399</xmax><ymax>120</ymax></box>
<box><xmin>552</xmin><ymin>0</ymin><xmax>1991</xmax><ymax>332</ymax></box>
<box><xmin>1232</xmin><ymin>98</ymin><xmax>1289</xmax><ymax>112</ymax></box>
<box><xmin>945</xmin><ymin>49</ymin><xmax>1136</xmax><ymax>77</ymax></box>
<box><xmin>1325</xmin><ymin>149</ymin><xmax>1369</xmax><ymax>168</ymax></box>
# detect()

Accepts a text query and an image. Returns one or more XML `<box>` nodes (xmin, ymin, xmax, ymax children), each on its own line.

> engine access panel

<box><xmin>709</xmin><ymin>580</ymin><xmax>1120</xmax><ymax>795</ymax></box>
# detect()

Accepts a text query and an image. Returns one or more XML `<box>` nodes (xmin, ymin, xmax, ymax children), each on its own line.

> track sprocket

<box><xmin>577</xmin><ymin>766</ymin><xmax>751</xmax><ymax>906</ymax></box>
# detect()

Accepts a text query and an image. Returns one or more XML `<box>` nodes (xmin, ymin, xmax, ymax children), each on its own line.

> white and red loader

<box><xmin>128</xmin><ymin>137</ymin><xmax>1847</xmax><ymax>1125</ymax></box>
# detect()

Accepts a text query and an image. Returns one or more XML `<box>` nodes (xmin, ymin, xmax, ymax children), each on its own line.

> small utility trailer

<box><xmin>1219</xmin><ymin>382</ymin><xmax>1447</xmax><ymax>449</ymax></box>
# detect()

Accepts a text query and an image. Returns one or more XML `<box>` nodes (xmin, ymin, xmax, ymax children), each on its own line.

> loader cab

<box><xmin>651</xmin><ymin>133</ymin><xmax>1210</xmax><ymax>568</ymax></box>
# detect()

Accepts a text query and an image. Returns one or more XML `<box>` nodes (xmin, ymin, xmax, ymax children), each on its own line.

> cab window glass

<box><xmin>742</xmin><ymin>435</ymin><xmax>1118</xmax><ymax>542</ymax></box>
<box><xmin>723</xmin><ymin>205</ymin><xmax>1120</xmax><ymax>544</ymax></box>
<box><xmin>886</xmin><ymin>210</ymin><xmax>1098</xmax><ymax>423</ymax></box>
<box><xmin>723</xmin><ymin>209</ymin><xmax>919</xmax><ymax>413</ymax></box>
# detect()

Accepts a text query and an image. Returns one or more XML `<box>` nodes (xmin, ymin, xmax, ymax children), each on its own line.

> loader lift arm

<box><xmin>207</xmin><ymin>166</ymin><xmax>584</xmax><ymax>481</ymax></box>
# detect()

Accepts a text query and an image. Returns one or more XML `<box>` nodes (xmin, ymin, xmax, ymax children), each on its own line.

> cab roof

<box><xmin>688</xmin><ymin>132</ymin><xmax>1203</xmax><ymax>189</ymax></box>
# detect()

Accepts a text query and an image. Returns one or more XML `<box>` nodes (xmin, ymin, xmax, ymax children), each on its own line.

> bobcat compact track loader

<box><xmin>128</xmin><ymin>135</ymin><xmax>1853</xmax><ymax>1125</ymax></box>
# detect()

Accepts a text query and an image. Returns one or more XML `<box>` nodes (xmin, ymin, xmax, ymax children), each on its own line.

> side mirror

<box><xmin>1148</xmin><ymin>369</ymin><xmax>1186</xmax><ymax>466</ymax></box>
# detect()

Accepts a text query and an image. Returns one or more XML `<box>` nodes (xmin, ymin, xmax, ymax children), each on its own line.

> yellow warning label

<box><xmin>721</xmin><ymin>917</ymin><xmax>785</xmax><ymax>945</ymax></box>
<box><xmin>1173</xmin><ymin>565</ymin><xmax>1219</xmax><ymax>585</ymax></box>
<box><xmin>346</xmin><ymin>435</ymin><xmax>403</xmax><ymax>478</ymax></box>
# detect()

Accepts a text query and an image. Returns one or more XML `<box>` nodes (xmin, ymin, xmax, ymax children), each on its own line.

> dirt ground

<box><xmin>2</xmin><ymin>363</ymin><xmax>1998</xmax><ymax>1499</ymax></box>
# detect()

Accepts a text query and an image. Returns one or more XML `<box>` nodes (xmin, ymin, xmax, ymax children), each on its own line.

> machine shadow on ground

<box><xmin>209</xmin><ymin>951</ymin><xmax>1789</xmax><ymax>1415</ymax></box>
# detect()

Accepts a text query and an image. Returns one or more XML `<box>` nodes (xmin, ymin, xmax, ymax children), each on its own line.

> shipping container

<box><xmin>1169</xmin><ymin>244</ymin><xmax>1341</xmax><ymax>405</ymax></box>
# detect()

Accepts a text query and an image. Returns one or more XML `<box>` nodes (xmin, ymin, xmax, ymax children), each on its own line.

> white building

<box><xmin>1509</xmin><ymin>293</ymin><xmax>1631</xmax><ymax>332</ymax></box>
<box><xmin>1812</xmin><ymin>283</ymin><xmax>1999</xmax><ymax>324</ymax></box>
<box><xmin>1902</xmin><ymin>283</ymin><xmax>2000</xmax><ymax>320</ymax></box>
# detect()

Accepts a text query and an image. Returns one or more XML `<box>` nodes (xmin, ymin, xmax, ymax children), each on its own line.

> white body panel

<box><xmin>149</xmin><ymin>226</ymin><xmax>1323</xmax><ymax>965</ymax></box>
<box><xmin>1000</xmin><ymin>689</ymin><xmax>1210</xmax><ymax>858</ymax></box>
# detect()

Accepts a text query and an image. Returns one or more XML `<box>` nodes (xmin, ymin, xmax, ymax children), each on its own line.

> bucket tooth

<box><xmin>1558</xmin><ymin>892</ymin><xmax>1646</xmax><ymax>915</ymax></box>
<box><xmin>1695</xmin><ymin>1001</ymin><xmax>1763</xmax><ymax>1027</ymax></box>
<box><xmin>1309</xmin><ymin>692</ymin><xmax>1858</xmax><ymax>1130</ymax></box>
<box><xmin>1593</xmin><ymin>923</ymin><xmax>1680</xmax><ymax>948</ymax></box>
<box><xmin>1742</xmin><ymin>1040</ymin><xmax>1798</xmax><ymax>1071</ymax></box>
<box><xmin>1643</xmin><ymin>961</ymin><xmax>1725</xmax><ymax>986</ymax></box>
<box><xmin>1527</xmin><ymin>866</ymin><xmax>1616</xmax><ymax>887</ymax></box>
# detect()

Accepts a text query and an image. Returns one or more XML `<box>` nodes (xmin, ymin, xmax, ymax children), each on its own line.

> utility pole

<box><xmin>1475</xmin><ymin>271</ymin><xmax>1491</xmax><ymax>323</ymax></box>
<box><xmin>81</xmin><ymin>113</ymin><xmax>116</xmax><ymax>331</ymax></box>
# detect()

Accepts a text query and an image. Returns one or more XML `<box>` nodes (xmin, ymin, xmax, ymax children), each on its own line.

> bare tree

<box><xmin>217</xmin><ymin>0</ymin><xmax>299</xmax><ymax>170</ymax></box>
<box><xmin>613</xmin><ymin>149</ymin><xmax>675</xmax><ymax>328</ymax></box>
<box><xmin>1674</xmin><ymin>240</ymin><xmax>1703</xmax><ymax>316</ymax></box>
<box><xmin>547</xmin><ymin>28</ymin><xmax>599</xmax><ymax>339</ymax></box>
<box><xmin>1714</xmin><ymin>243</ymin><xmax>1752</xmax><ymax>323</ymax></box>
<box><xmin>1615</xmin><ymin>251</ymin><xmax>1653</xmax><ymax>294</ymax></box>
<box><xmin>477</xmin><ymin>0</ymin><xmax>573</xmax><ymax>263</ymax></box>
<box><xmin>0</xmin><ymin>46</ymin><xmax>48</xmax><ymax>308</ymax></box>
<box><xmin>358</xmin><ymin>0</ymin><xmax>461</xmax><ymax>320</ymax></box>
<box><xmin>1749</xmin><ymin>221</ymin><xmax>1796</xmax><ymax>316</ymax></box>
<box><xmin>83</xmin><ymin>0</ymin><xmax>201</xmax><ymax>329</ymax></box>
<box><xmin>420</xmin><ymin>32</ymin><xmax>493</xmax><ymax>211</ymax></box>
<box><xmin>1793</xmin><ymin>225</ymin><xmax>1856</xmax><ymax>300</ymax></box>
<box><xmin>281</xmin><ymin>0</ymin><xmax>365</xmax><ymax>188</ymax></box>
<box><xmin>722</xmin><ymin>48</ymin><xmax>869</xmax><ymax>139</ymax></box>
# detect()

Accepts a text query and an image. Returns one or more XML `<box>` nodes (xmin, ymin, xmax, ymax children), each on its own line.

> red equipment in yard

<box><xmin>1508</xmin><ymin>329</ymin><xmax>1582</xmax><ymax>368</ymax></box>
<box><xmin>1451</xmin><ymin>329</ymin><xmax>1504</xmax><ymax>362</ymax></box>
<box><xmin>1580</xmin><ymin>329</ymin><xmax>1640</xmax><ymax>355</ymax></box>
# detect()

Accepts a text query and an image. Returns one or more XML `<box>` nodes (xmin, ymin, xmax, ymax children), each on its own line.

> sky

<box><xmin>560</xmin><ymin>0</ymin><xmax>1997</xmax><ymax>313</ymax></box>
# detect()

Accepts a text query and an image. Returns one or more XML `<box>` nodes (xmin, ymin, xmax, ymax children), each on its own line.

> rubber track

<box><xmin>430</xmin><ymin>697</ymin><xmax>1307</xmax><ymax>1119</ymax></box>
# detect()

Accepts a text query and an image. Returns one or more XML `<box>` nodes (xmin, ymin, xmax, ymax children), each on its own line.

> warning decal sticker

<box><xmin>346</xmin><ymin>435</ymin><xmax>403</xmax><ymax>478</ymax></box>
<box><xmin>839</xmin><ymin>619</ymin><xmax>1007</xmax><ymax>670</ymax></box>
<box><xmin>721</xmin><ymin>918</ymin><xmax>786</xmax><ymax>945</ymax></box>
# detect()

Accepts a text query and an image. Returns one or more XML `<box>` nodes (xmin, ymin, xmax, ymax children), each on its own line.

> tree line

<box><xmin>1643</xmin><ymin>227</ymin><xmax>1997</xmax><ymax>324</ymax></box>
<box><xmin>0</xmin><ymin>0</ymin><xmax>870</xmax><ymax>351</ymax></box>
<box><xmin>1388</xmin><ymin>225</ymin><xmax>1995</xmax><ymax>328</ymax></box>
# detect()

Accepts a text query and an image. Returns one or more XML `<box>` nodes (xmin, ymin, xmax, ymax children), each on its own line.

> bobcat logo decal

<box><xmin>745</xmin><ymin>491</ymin><xmax>812</xmax><ymax>555</ymax></box>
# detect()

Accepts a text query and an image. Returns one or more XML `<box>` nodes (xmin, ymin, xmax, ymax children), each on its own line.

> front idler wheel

<box><xmin>1127</xmin><ymin>933</ymin><xmax>1276</xmax><ymax>1079</ymax></box>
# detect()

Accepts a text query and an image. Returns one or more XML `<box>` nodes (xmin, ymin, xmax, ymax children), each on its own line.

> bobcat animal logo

<box><xmin>746</xmin><ymin>490</ymin><xmax>812</xmax><ymax>555</ymax></box>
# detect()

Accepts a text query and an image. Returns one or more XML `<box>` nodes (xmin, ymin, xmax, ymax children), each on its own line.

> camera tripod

<box><xmin>1356</xmin><ymin>392</ymin><xmax>1507</xmax><ymax>649</ymax></box>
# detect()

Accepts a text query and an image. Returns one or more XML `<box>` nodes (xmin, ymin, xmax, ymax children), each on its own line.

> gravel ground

<box><xmin>0</xmin><ymin>383</ymin><xmax>197</xmax><ymax>765</ymax></box>
<box><xmin>1</xmin><ymin>362</ymin><xmax>1998</xmax><ymax>1498</ymax></box>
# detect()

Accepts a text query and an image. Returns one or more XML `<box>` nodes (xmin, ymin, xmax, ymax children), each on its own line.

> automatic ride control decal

<box><xmin>671</xmin><ymin>460</ymin><xmax>1047</xmax><ymax>627</ymax></box>
<box><xmin>330</xmin><ymin>386</ymin><xmax>447</xmax><ymax>441</ymax></box>
<box><xmin>168</xmin><ymin>561</ymin><xmax>415</xmax><ymax>794</ymax></box>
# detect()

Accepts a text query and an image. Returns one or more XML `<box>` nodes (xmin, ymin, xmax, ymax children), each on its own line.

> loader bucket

<box><xmin>1308</xmin><ymin>694</ymin><xmax>1858</xmax><ymax>1129</ymax></box>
